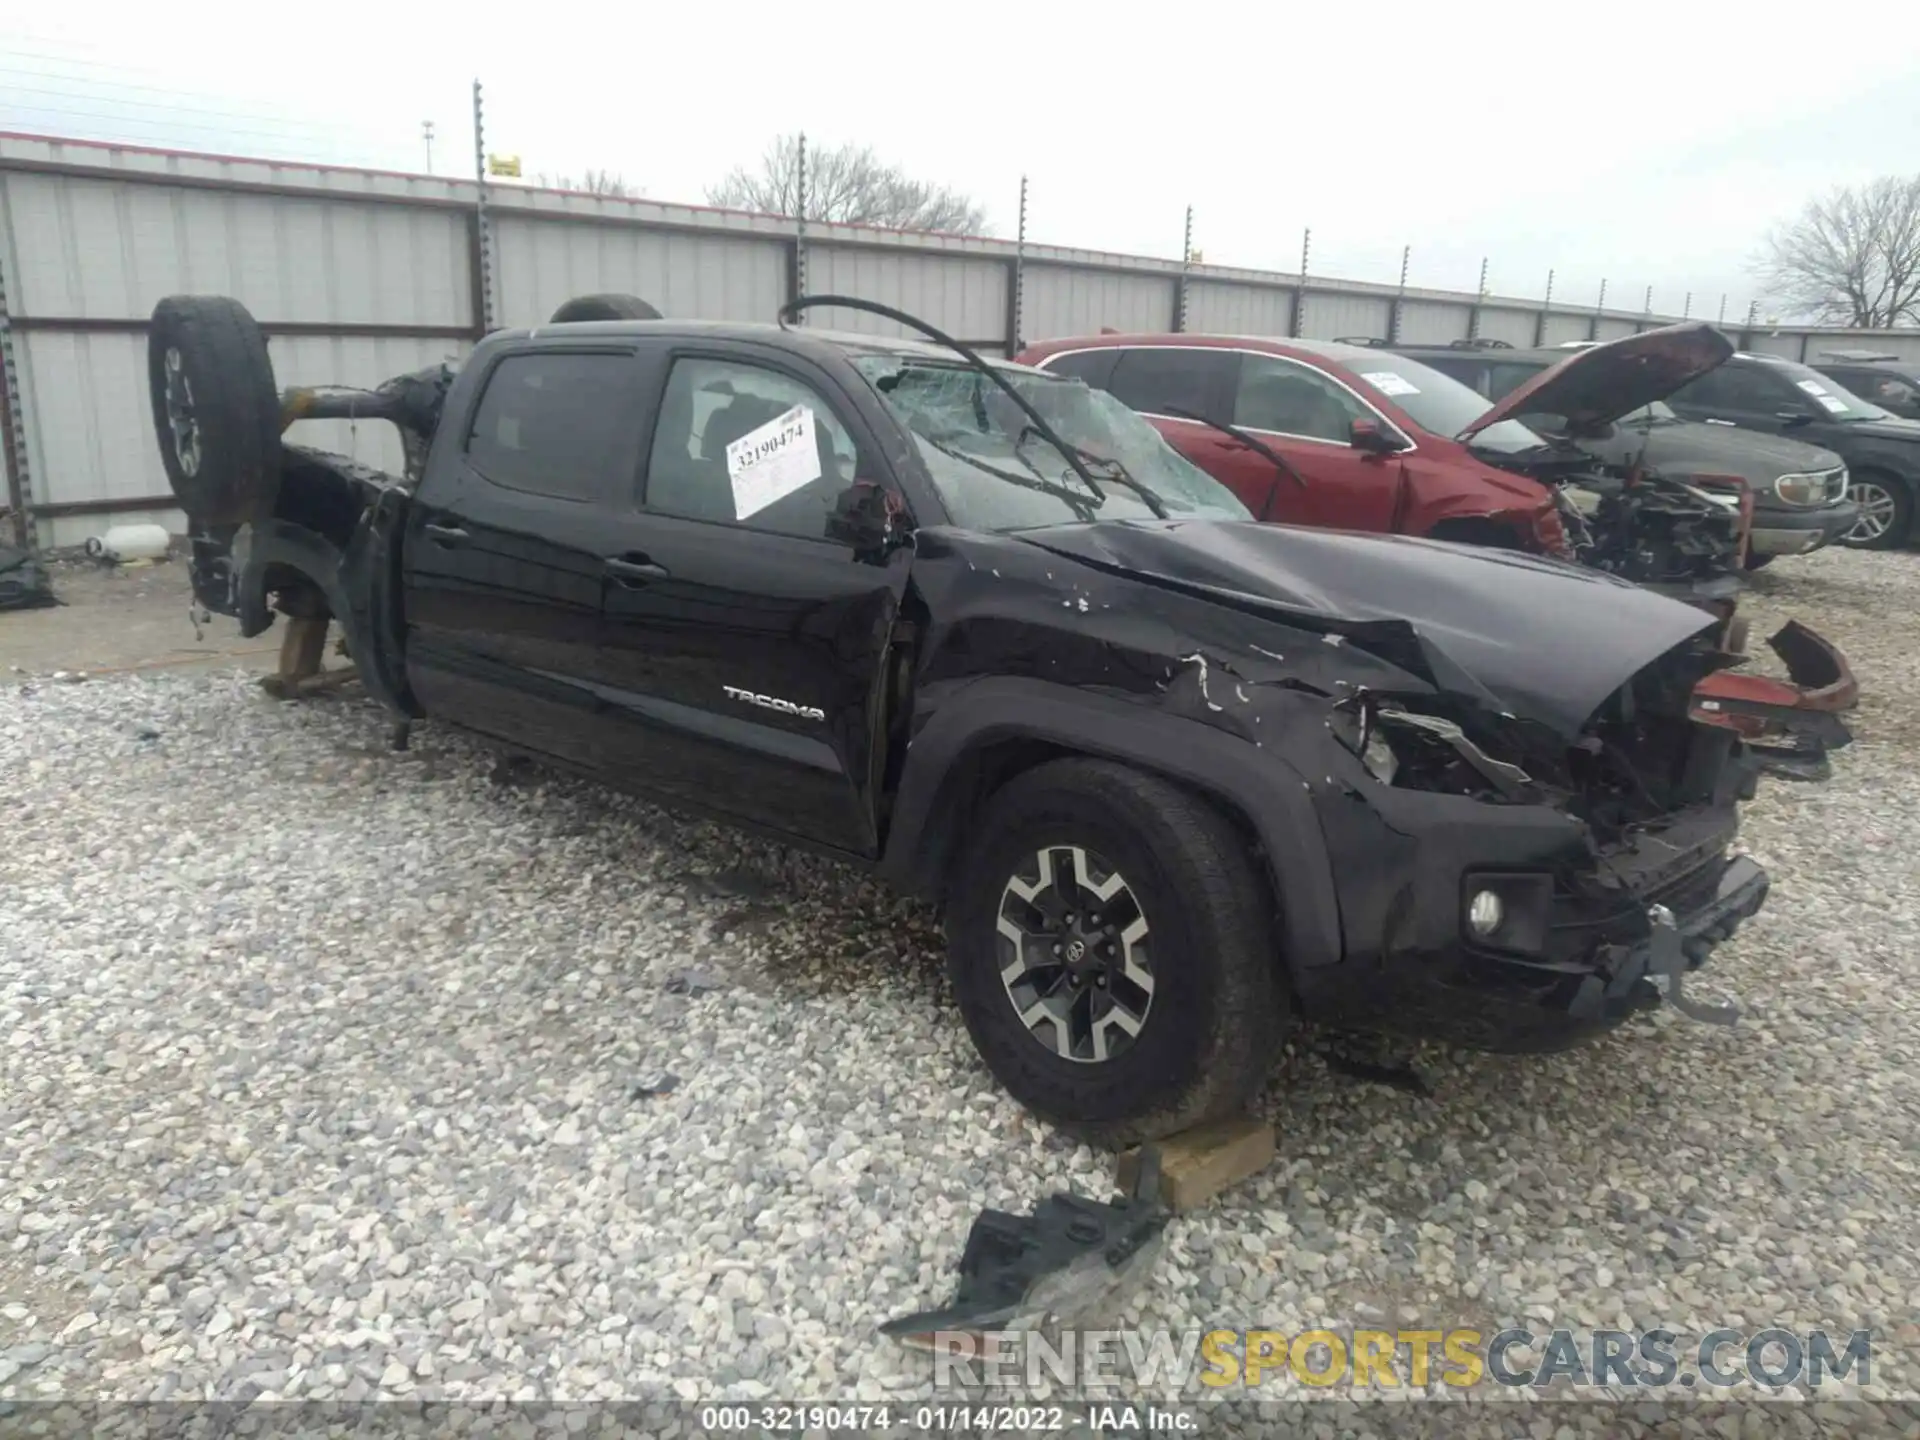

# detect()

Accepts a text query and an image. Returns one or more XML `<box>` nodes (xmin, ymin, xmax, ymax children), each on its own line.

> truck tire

<box><xmin>947</xmin><ymin>758</ymin><xmax>1286</xmax><ymax>1147</ymax></box>
<box><xmin>1840</xmin><ymin>470</ymin><xmax>1912</xmax><ymax>550</ymax></box>
<box><xmin>147</xmin><ymin>296</ymin><xmax>282</xmax><ymax>524</ymax></box>
<box><xmin>548</xmin><ymin>293</ymin><xmax>662</xmax><ymax>323</ymax></box>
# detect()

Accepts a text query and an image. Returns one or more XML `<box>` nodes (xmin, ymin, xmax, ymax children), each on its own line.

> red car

<box><xmin>1017</xmin><ymin>331</ymin><xmax>1573</xmax><ymax>553</ymax></box>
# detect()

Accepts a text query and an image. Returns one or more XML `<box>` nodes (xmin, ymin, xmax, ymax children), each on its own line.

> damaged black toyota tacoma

<box><xmin>148</xmin><ymin>290</ymin><xmax>1781</xmax><ymax>1144</ymax></box>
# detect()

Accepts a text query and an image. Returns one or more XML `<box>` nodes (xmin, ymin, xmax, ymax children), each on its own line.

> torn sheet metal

<box><xmin>880</xmin><ymin>1149</ymin><xmax>1169</xmax><ymax>1344</ymax></box>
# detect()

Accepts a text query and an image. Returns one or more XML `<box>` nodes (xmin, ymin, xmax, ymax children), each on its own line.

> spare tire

<box><xmin>548</xmin><ymin>293</ymin><xmax>662</xmax><ymax>323</ymax></box>
<box><xmin>147</xmin><ymin>296</ymin><xmax>283</xmax><ymax>524</ymax></box>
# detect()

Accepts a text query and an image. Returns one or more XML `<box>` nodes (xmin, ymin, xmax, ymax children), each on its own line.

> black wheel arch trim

<box><xmin>876</xmin><ymin>675</ymin><xmax>1343</xmax><ymax>973</ymax></box>
<box><xmin>232</xmin><ymin>517</ymin><xmax>419</xmax><ymax>717</ymax></box>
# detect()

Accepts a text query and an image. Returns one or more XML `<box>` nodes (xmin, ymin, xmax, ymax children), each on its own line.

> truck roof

<box><xmin>498</xmin><ymin>318</ymin><xmax>1052</xmax><ymax>375</ymax></box>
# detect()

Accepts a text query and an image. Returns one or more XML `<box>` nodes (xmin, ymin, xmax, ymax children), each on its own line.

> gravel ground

<box><xmin>3</xmin><ymin>546</ymin><xmax>1918</xmax><ymax>1437</ymax></box>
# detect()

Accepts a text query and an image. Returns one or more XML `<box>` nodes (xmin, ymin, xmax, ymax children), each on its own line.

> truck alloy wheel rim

<box><xmin>995</xmin><ymin>845</ymin><xmax>1155</xmax><ymax>1064</ymax></box>
<box><xmin>163</xmin><ymin>348</ymin><xmax>202</xmax><ymax>478</ymax></box>
<box><xmin>1846</xmin><ymin>480</ymin><xmax>1896</xmax><ymax>543</ymax></box>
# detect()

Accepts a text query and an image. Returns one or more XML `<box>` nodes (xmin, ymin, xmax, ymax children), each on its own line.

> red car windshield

<box><xmin>1339</xmin><ymin>354</ymin><xmax>1546</xmax><ymax>454</ymax></box>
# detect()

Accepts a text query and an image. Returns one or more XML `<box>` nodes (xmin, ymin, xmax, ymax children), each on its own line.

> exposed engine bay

<box><xmin>1488</xmin><ymin>443</ymin><xmax>1744</xmax><ymax>591</ymax></box>
<box><xmin>1325</xmin><ymin>627</ymin><xmax>1749</xmax><ymax>849</ymax></box>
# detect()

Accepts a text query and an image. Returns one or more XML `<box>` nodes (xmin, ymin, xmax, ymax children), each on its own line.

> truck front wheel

<box><xmin>946</xmin><ymin>758</ymin><xmax>1287</xmax><ymax>1147</ymax></box>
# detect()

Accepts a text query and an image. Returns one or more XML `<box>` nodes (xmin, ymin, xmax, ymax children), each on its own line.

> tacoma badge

<box><xmin>723</xmin><ymin>685</ymin><xmax>825</xmax><ymax>721</ymax></box>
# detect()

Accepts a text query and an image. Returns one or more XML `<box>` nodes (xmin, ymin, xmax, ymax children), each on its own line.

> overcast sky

<box><xmin>6</xmin><ymin>3</ymin><xmax>1920</xmax><ymax>318</ymax></box>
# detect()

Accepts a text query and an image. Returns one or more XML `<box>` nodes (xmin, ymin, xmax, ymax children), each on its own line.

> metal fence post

<box><xmin>1718</xmin><ymin>294</ymin><xmax>1728</xmax><ymax>326</ymax></box>
<box><xmin>1466</xmin><ymin>257</ymin><xmax>1488</xmax><ymax>341</ymax></box>
<box><xmin>1289</xmin><ymin>228</ymin><xmax>1310</xmax><ymax>338</ymax></box>
<box><xmin>0</xmin><ymin>242</ymin><xmax>37</xmax><ymax>553</ymax></box>
<box><xmin>1173</xmin><ymin>205</ymin><xmax>1193</xmax><ymax>332</ymax></box>
<box><xmin>1638</xmin><ymin>285</ymin><xmax>1653</xmax><ymax>333</ymax></box>
<box><xmin>1589</xmin><ymin>279</ymin><xmax>1607</xmax><ymax>342</ymax></box>
<box><xmin>1388</xmin><ymin>246</ymin><xmax>1410</xmax><ymax>343</ymax></box>
<box><xmin>789</xmin><ymin>133</ymin><xmax>809</xmax><ymax>320</ymax></box>
<box><xmin>471</xmin><ymin>80</ymin><xmax>496</xmax><ymax>334</ymax></box>
<box><xmin>1005</xmin><ymin>174</ymin><xmax>1028</xmax><ymax>354</ymax></box>
<box><xmin>1740</xmin><ymin>299</ymin><xmax>1759</xmax><ymax>350</ymax></box>
<box><xmin>1534</xmin><ymin>268</ymin><xmax>1554</xmax><ymax>347</ymax></box>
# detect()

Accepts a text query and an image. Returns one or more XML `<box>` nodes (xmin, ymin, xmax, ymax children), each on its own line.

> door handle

<box><xmin>423</xmin><ymin>523</ymin><xmax>470</xmax><ymax>545</ymax></box>
<box><xmin>605</xmin><ymin>556</ymin><xmax>670</xmax><ymax>583</ymax></box>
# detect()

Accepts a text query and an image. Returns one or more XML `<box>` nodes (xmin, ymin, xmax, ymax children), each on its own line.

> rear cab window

<box><xmin>466</xmin><ymin>350</ymin><xmax>645</xmax><ymax>502</ymax></box>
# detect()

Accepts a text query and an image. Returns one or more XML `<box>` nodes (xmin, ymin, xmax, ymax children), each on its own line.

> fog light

<box><xmin>1467</xmin><ymin>889</ymin><xmax>1505</xmax><ymax>937</ymax></box>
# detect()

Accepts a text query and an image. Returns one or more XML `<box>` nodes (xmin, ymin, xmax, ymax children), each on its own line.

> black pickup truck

<box><xmin>148</xmin><ymin>291</ymin><xmax>1776</xmax><ymax>1144</ymax></box>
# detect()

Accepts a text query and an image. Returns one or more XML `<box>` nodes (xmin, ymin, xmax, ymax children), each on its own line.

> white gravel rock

<box><xmin>2</xmin><ymin>547</ymin><xmax>1917</xmax><ymax>1434</ymax></box>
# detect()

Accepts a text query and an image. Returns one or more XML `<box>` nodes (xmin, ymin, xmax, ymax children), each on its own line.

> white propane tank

<box><xmin>84</xmin><ymin>523</ymin><xmax>172</xmax><ymax>563</ymax></box>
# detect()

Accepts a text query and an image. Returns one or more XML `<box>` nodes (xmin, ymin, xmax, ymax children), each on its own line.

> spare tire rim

<box><xmin>162</xmin><ymin>348</ymin><xmax>202</xmax><ymax>478</ymax></box>
<box><xmin>1845</xmin><ymin>480</ymin><xmax>1895</xmax><ymax>543</ymax></box>
<box><xmin>996</xmin><ymin>845</ymin><xmax>1154</xmax><ymax>1064</ymax></box>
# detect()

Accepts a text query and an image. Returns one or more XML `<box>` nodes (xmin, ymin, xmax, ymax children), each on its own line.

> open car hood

<box><xmin>1019</xmin><ymin>520</ymin><xmax>1717</xmax><ymax>737</ymax></box>
<box><xmin>1459</xmin><ymin>322</ymin><xmax>1734</xmax><ymax>439</ymax></box>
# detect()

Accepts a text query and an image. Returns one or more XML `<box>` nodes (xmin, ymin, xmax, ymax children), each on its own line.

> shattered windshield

<box><xmin>853</xmin><ymin>355</ymin><xmax>1249</xmax><ymax>530</ymax></box>
<box><xmin>1339</xmin><ymin>354</ymin><xmax>1546</xmax><ymax>454</ymax></box>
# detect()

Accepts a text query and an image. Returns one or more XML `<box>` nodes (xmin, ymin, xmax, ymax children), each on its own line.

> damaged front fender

<box><xmin>1690</xmin><ymin>620</ymin><xmax>1857</xmax><ymax>781</ymax></box>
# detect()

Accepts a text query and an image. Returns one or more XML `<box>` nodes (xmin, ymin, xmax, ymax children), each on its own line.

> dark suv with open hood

<box><xmin>148</xmin><ymin>289</ymin><xmax>1781</xmax><ymax>1145</ymax></box>
<box><xmin>1663</xmin><ymin>351</ymin><xmax>1920</xmax><ymax>549</ymax></box>
<box><xmin>1388</xmin><ymin>341</ymin><xmax>1857</xmax><ymax>568</ymax></box>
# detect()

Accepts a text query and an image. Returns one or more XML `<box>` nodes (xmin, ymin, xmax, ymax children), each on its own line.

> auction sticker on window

<box><xmin>1362</xmin><ymin>371</ymin><xmax>1420</xmax><ymax>397</ymax></box>
<box><xmin>727</xmin><ymin>404</ymin><xmax>820</xmax><ymax>519</ymax></box>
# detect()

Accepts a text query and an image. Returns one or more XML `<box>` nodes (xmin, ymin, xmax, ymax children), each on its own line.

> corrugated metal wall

<box><xmin>1</xmin><ymin>134</ymin><xmax>1909</xmax><ymax>548</ymax></box>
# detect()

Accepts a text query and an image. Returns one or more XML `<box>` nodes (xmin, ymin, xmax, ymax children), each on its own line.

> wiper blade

<box><xmin>916</xmin><ymin>432</ymin><xmax>1100</xmax><ymax>520</ymax></box>
<box><xmin>780</xmin><ymin>293</ymin><xmax>1110</xmax><ymax>502</ymax></box>
<box><xmin>1161</xmin><ymin>405</ymin><xmax>1305</xmax><ymax>520</ymax></box>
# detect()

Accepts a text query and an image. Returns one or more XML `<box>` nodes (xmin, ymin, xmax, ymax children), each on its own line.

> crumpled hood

<box><xmin>1462</xmin><ymin>322</ymin><xmax>1734</xmax><ymax>438</ymax></box>
<box><xmin>1018</xmin><ymin>520</ymin><xmax>1718</xmax><ymax>737</ymax></box>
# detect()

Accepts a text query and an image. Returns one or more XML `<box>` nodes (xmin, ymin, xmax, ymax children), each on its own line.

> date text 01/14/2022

<box><xmin>696</xmin><ymin>1403</ymin><xmax>1199</xmax><ymax>1432</ymax></box>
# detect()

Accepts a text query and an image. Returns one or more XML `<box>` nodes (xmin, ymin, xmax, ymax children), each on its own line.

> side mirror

<box><xmin>1349</xmin><ymin>417</ymin><xmax>1404</xmax><ymax>455</ymax></box>
<box><xmin>1775</xmin><ymin>409</ymin><xmax>1816</xmax><ymax>427</ymax></box>
<box><xmin>826</xmin><ymin>480</ymin><xmax>910</xmax><ymax>559</ymax></box>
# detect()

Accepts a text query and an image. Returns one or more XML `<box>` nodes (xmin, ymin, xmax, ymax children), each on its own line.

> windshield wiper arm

<box><xmin>780</xmin><ymin>294</ymin><xmax>1108</xmax><ymax>506</ymax></box>
<box><xmin>1160</xmin><ymin>405</ymin><xmax>1305</xmax><ymax>520</ymax></box>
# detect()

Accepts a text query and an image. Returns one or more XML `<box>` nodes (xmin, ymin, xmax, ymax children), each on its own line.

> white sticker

<box><xmin>1361</xmin><ymin>371</ymin><xmax>1420</xmax><ymax>397</ymax></box>
<box><xmin>1795</xmin><ymin>379</ymin><xmax>1829</xmax><ymax>396</ymax></box>
<box><xmin>1816</xmin><ymin>395</ymin><xmax>1847</xmax><ymax>413</ymax></box>
<box><xmin>726</xmin><ymin>404</ymin><xmax>821</xmax><ymax>519</ymax></box>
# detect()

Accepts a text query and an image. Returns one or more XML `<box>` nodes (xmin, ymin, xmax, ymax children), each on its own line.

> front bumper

<box><xmin>1298</xmin><ymin>764</ymin><xmax>1769</xmax><ymax>1053</ymax></box>
<box><xmin>1749</xmin><ymin>499</ymin><xmax>1860</xmax><ymax>556</ymax></box>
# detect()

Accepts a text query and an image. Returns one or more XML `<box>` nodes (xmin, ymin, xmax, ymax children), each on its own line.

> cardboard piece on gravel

<box><xmin>1117</xmin><ymin>1116</ymin><xmax>1275</xmax><ymax>1213</ymax></box>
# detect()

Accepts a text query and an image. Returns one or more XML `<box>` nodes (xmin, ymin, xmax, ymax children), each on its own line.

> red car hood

<box><xmin>1458</xmin><ymin>322</ymin><xmax>1734</xmax><ymax>439</ymax></box>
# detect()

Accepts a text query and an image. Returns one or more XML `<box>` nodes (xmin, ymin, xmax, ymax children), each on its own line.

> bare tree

<box><xmin>534</xmin><ymin>169</ymin><xmax>640</xmax><ymax>198</ymax></box>
<box><xmin>1760</xmin><ymin>176</ymin><xmax>1920</xmax><ymax>327</ymax></box>
<box><xmin>707</xmin><ymin>134</ymin><xmax>989</xmax><ymax>234</ymax></box>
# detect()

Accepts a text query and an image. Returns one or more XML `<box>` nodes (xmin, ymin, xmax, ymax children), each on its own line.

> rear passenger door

<box><xmin>589</xmin><ymin>341</ymin><xmax>914</xmax><ymax>858</ymax></box>
<box><xmin>403</xmin><ymin>344</ymin><xmax>645</xmax><ymax>765</ymax></box>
